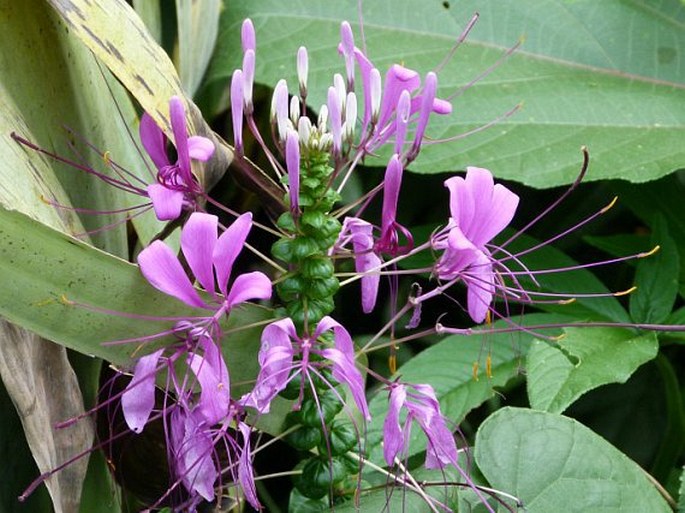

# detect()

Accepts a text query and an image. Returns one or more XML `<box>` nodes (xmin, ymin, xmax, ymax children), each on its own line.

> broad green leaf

<box><xmin>616</xmin><ymin>175</ymin><xmax>685</xmax><ymax>300</ymax></box>
<box><xmin>365</xmin><ymin>313</ymin><xmax>567</xmax><ymax>466</ymax></box>
<box><xmin>46</xmin><ymin>0</ymin><xmax>232</xmax><ymax>192</ymax></box>
<box><xmin>630</xmin><ymin>215</ymin><xmax>679</xmax><ymax>323</ymax></box>
<box><xmin>0</xmin><ymin>205</ymin><xmax>271</xmax><ymax>380</ymax></box>
<box><xmin>497</xmin><ymin>231</ymin><xmax>632</xmax><ymax>323</ymax></box>
<box><xmin>175</xmin><ymin>0</ymin><xmax>221</xmax><ymax>97</ymax></box>
<box><xmin>209</xmin><ymin>0</ymin><xmax>685</xmax><ymax>187</ymax></box>
<box><xmin>475</xmin><ymin>407</ymin><xmax>671</xmax><ymax>513</ymax></box>
<box><xmin>584</xmin><ymin>234</ymin><xmax>649</xmax><ymax>264</ymax></box>
<box><xmin>527</xmin><ymin>327</ymin><xmax>658</xmax><ymax>414</ymax></box>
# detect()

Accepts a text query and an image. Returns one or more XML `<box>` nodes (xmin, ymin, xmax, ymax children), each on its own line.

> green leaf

<box><xmin>365</xmin><ymin>313</ymin><xmax>567</xmax><ymax>466</ymax></box>
<box><xmin>629</xmin><ymin>216</ymin><xmax>680</xmax><ymax>323</ymax></box>
<box><xmin>0</xmin><ymin>205</ymin><xmax>271</xmax><ymax>380</ymax></box>
<box><xmin>527</xmin><ymin>327</ymin><xmax>658</xmax><ymax>414</ymax></box>
<box><xmin>615</xmin><ymin>174</ymin><xmax>685</xmax><ymax>299</ymax></box>
<box><xmin>678</xmin><ymin>466</ymin><xmax>685</xmax><ymax>513</ymax></box>
<box><xmin>209</xmin><ymin>0</ymin><xmax>685</xmax><ymax>187</ymax></box>
<box><xmin>46</xmin><ymin>0</ymin><xmax>232</xmax><ymax>193</ymax></box>
<box><xmin>475</xmin><ymin>407</ymin><xmax>671</xmax><ymax>513</ymax></box>
<box><xmin>501</xmin><ymin>231</ymin><xmax>632</xmax><ymax>323</ymax></box>
<box><xmin>175</xmin><ymin>0</ymin><xmax>221</xmax><ymax>97</ymax></box>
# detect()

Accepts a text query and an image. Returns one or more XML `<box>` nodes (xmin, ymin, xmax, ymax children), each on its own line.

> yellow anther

<box><xmin>59</xmin><ymin>294</ymin><xmax>74</xmax><ymax>306</ymax></box>
<box><xmin>103</xmin><ymin>150</ymin><xmax>112</xmax><ymax>166</ymax></box>
<box><xmin>486</xmin><ymin>354</ymin><xmax>492</xmax><ymax>379</ymax></box>
<box><xmin>552</xmin><ymin>333</ymin><xmax>567</xmax><ymax>342</ymax></box>
<box><xmin>217</xmin><ymin>382</ymin><xmax>225</xmax><ymax>390</ymax></box>
<box><xmin>389</xmin><ymin>354</ymin><xmax>397</xmax><ymax>375</ymax></box>
<box><xmin>485</xmin><ymin>310</ymin><xmax>492</xmax><ymax>325</ymax></box>
<box><xmin>600</xmin><ymin>196</ymin><xmax>618</xmax><ymax>213</ymax></box>
<box><xmin>39</xmin><ymin>194</ymin><xmax>50</xmax><ymax>205</ymax></box>
<box><xmin>614</xmin><ymin>286</ymin><xmax>637</xmax><ymax>297</ymax></box>
<box><xmin>558</xmin><ymin>298</ymin><xmax>576</xmax><ymax>305</ymax></box>
<box><xmin>472</xmin><ymin>361</ymin><xmax>480</xmax><ymax>381</ymax></box>
<box><xmin>638</xmin><ymin>245</ymin><xmax>660</xmax><ymax>258</ymax></box>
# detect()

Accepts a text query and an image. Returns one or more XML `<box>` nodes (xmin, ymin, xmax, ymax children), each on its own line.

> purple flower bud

<box><xmin>289</xmin><ymin>95</ymin><xmax>300</xmax><ymax>125</ymax></box>
<box><xmin>297</xmin><ymin>46</ymin><xmax>309</xmax><ymax>98</ymax></box>
<box><xmin>338</xmin><ymin>217</ymin><xmax>382</xmax><ymax>312</ymax></box>
<box><xmin>345</xmin><ymin>92</ymin><xmax>357</xmax><ymax>140</ymax></box>
<box><xmin>340</xmin><ymin>21</ymin><xmax>355</xmax><ymax>90</ymax></box>
<box><xmin>298</xmin><ymin>116</ymin><xmax>312</xmax><ymax>146</ymax></box>
<box><xmin>231</xmin><ymin>69</ymin><xmax>244</xmax><ymax>153</ymax></box>
<box><xmin>241</xmin><ymin>18</ymin><xmax>256</xmax><ymax>52</ymax></box>
<box><xmin>327</xmin><ymin>86</ymin><xmax>343</xmax><ymax>155</ymax></box>
<box><xmin>286</xmin><ymin>130</ymin><xmax>300</xmax><ymax>214</ymax></box>
<box><xmin>242</xmin><ymin>49</ymin><xmax>255</xmax><ymax>114</ymax></box>
<box><xmin>271</xmin><ymin>79</ymin><xmax>289</xmax><ymax>141</ymax></box>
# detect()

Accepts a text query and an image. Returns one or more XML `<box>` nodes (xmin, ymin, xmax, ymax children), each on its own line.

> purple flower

<box><xmin>433</xmin><ymin>167</ymin><xmax>519</xmax><ymax>323</ymax></box>
<box><xmin>140</xmin><ymin>96</ymin><xmax>215</xmax><ymax>221</ymax></box>
<box><xmin>337</xmin><ymin>217</ymin><xmax>382</xmax><ymax>313</ymax></box>
<box><xmin>137</xmin><ymin>211</ymin><xmax>272</xmax><ymax>315</ymax></box>
<box><xmin>383</xmin><ymin>382</ymin><xmax>458</xmax><ymax>470</ymax></box>
<box><xmin>121</xmin><ymin>348</ymin><xmax>165</xmax><ymax>433</ymax></box>
<box><xmin>242</xmin><ymin>316</ymin><xmax>370</xmax><ymax>420</ymax></box>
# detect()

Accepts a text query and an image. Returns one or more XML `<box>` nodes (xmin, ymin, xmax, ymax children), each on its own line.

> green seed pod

<box><xmin>299</xmin><ymin>456</ymin><xmax>347</xmax><ymax>497</ymax></box>
<box><xmin>300</xmin><ymin>257</ymin><xmax>335</xmax><ymax>280</ymax></box>
<box><xmin>272</xmin><ymin>238</ymin><xmax>294</xmax><ymax>263</ymax></box>
<box><xmin>292</xmin><ymin>237</ymin><xmax>320</xmax><ymax>261</ymax></box>
<box><xmin>277</xmin><ymin>275</ymin><xmax>306</xmax><ymax>303</ymax></box>
<box><xmin>285</xmin><ymin>424</ymin><xmax>323</xmax><ymax>451</ymax></box>
<box><xmin>277</xmin><ymin>212</ymin><xmax>297</xmax><ymax>233</ymax></box>
<box><xmin>317</xmin><ymin>420</ymin><xmax>358</xmax><ymax>457</ymax></box>
<box><xmin>300</xmin><ymin>210</ymin><xmax>327</xmax><ymax>234</ymax></box>
<box><xmin>300</xmin><ymin>389</ymin><xmax>343</xmax><ymax>427</ymax></box>
<box><xmin>306</xmin><ymin>276</ymin><xmax>340</xmax><ymax>300</ymax></box>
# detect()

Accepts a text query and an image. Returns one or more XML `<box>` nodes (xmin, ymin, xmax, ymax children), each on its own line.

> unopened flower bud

<box><xmin>297</xmin><ymin>46</ymin><xmax>308</xmax><ymax>99</ymax></box>
<box><xmin>327</xmin><ymin>86</ymin><xmax>342</xmax><ymax>155</ymax></box>
<box><xmin>230</xmin><ymin>69</ymin><xmax>244</xmax><ymax>153</ymax></box>
<box><xmin>333</xmin><ymin>73</ymin><xmax>346</xmax><ymax>112</ymax></box>
<box><xmin>271</xmin><ymin>79</ymin><xmax>289</xmax><ymax>141</ymax></box>
<box><xmin>318</xmin><ymin>104</ymin><xmax>329</xmax><ymax>133</ymax></box>
<box><xmin>242</xmin><ymin>49</ymin><xmax>255</xmax><ymax>114</ymax></box>
<box><xmin>290</xmin><ymin>96</ymin><xmax>300</xmax><ymax>125</ymax></box>
<box><xmin>298</xmin><ymin>117</ymin><xmax>312</xmax><ymax>146</ymax></box>
<box><xmin>344</xmin><ymin>92</ymin><xmax>357</xmax><ymax>140</ymax></box>
<box><xmin>241</xmin><ymin>19</ymin><xmax>256</xmax><ymax>52</ymax></box>
<box><xmin>340</xmin><ymin>21</ymin><xmax>355</xmax><ymax>91</ymax></box>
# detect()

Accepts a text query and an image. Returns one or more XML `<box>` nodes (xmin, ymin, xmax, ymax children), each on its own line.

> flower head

<box><xmin>140</xmin><ymin>96</ymin><xmax>215</xmax><ymax>220</ymax></box>
<box><xmin>243</xmin><ymin>316</ymin><xmax>369</xmax><ymax>420</ymax></box>
<box><xmin>383</xmin><ymin>382</ymin><xmax>458</xmax><ymax>470</ymax></box>
<box><xmin>433</xmin><ymin>167</ymin><xmax>519</xmax><ymax>322</ymax></box>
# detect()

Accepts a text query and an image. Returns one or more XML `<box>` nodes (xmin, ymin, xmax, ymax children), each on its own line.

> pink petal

<box><xmin>412</xmin><ymin>72</ymin><xmax>437</xmax><ymax>154</ymax></box>
<box><xmin>238</xmin><ymin>423</ymin><xmax>260</xmax><ymax>509</ymax></box>
<box><xmin>444</xmin><ymin>176</ymin><xmax>474</xmax><ymax>236</ymax></box>
<box><xmin>213</xmin><ymin>213</ymin><xmax>253</xmax><ymax>297</ymax></box>
<box><xmin>225</xmin><ymin>271</ymin><xmax>273</xmax><ymax>308</ymax></box>
<box><xmin>137</xmin><ymin>240</ymin><xmax>208</xmax><ymax>308</ymax></box>
<box><xmin>314</xmin><ymin>316</ymin><xmax>354</xmax><ymax>357</ymax></box>
<box><xmin>187</xmin><ymin>136</ymin><xmax>215</xmax><ymax>161</ymax></box>
<box><xmin>435</xmin><ymin>226</ymin><xmax>479</xmax><ymax>281</ymax></box>
<box><xmin>121</xmin><ymin>348</ymin><xmax>164</xmax><ymax>433</ymax></box>
<box><xmin>464</xmin><ymin>167</ymin><xmax>496</xmax><ymax>241</ymax></box>
<box><xmin>380</xmin><ymin>155</ymin><xmax>403</xmax><ymax>235</ymax></box>
<box><xmin>181</xmin><ymin>213</ymin><xmax>218</xmax><ymax>295</ymax></box>
<box><xmin>321</xmin><ymin>348</ymin><xmax>370</xmax><ymax>420</ymax></box>
<box><xmin>473</xmin><ymin>182</ymin><xmax>519</xmax><ymax>246</ymax></box>
<box><xmin>169</xmin><ymin>96</ymin><xmax>190</xmax><ymax>175</ymax></box>
<box><xmin>147</xmin><ymin>183</ymin><xmax>184</xmax><ymax>221</ymax></box>
<box><xmin>383</xmin><ymin>384</ymin><xmax>407</xmax><ymax>466</ymax></box>
<box><xmin>466</xmin><ymin>251</ymin><xmax>495</xmax><ymax>323</ymax></box>
<box><xmin>241</xmin><ymin>318</ymin><xmax>296</xmax><ymax>413</ymax></box>
<box><xmin>377</xmin><ymin>64</ymin><xmax>420</xmax><ymax>130</ymax></box>
<box><xmin>188</xmin><ymin>347</ymin><xmax>230</xmax><ymax>425</ymax></box>
<box><xmin>179</xmin><ymin>412</ymin><xmax>217</xmax><ymax>501</ymax></box>
<box><xmin>342</xmin><ymin>217</ymin><xmax>381</xmax><ymax>313</ymax></box>
<box><xmin>139</xmin><ymin>113</ymin><xmax>170</xmax><ymax>170</ymax></box>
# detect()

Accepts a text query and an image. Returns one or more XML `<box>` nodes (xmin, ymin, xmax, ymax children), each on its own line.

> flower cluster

<box><xmin>21</xmin><ymin>11</ymin><xmax>674</xmax><ymax>513</ymax></box>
